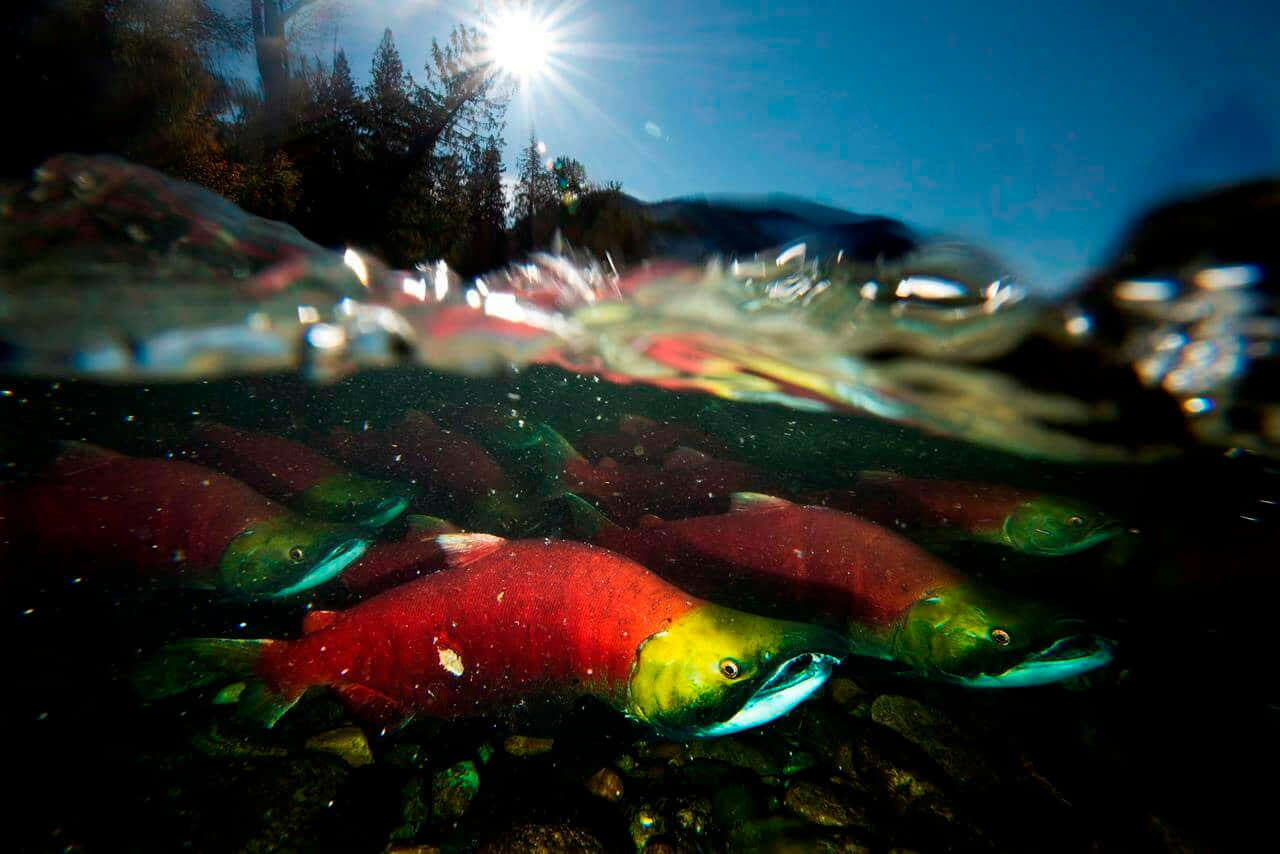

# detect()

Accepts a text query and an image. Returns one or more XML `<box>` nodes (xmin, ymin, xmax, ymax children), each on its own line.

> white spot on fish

<box><xmin>438</xmin><ymin>647</ymin><xmax>464</xmax><ymax>676</ymax></box>
<box><xmin>497</xmin><ymin>590</ymin><xmax>505</xmax><ymax>603</ymax></box>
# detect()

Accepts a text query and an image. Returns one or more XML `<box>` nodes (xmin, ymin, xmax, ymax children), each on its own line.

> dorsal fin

<box><xmin>729</xmin><ymin>492</ymin><xmax>793</xmax><ymax>514</ymax></box>
<box><xmin>637</xmin><ymin>514</ymin><xmax>664</xmax><ymax>528</ymax></box>
<box><xmin>302</xmin><ymin>610</ymin><xmax>342</xmax><ymax>634</ymax></box>
<box><xmin>435</xmin><ymin>533</ymin><xmax>507</xmax><ymax>567</ymax></box>
<box><xmin>664</xmin><ymin>446</ymin><xmax>709</xmax><ymax>469</ymax></box>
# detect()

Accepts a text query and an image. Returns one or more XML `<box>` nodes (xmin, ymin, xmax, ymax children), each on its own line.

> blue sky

<box><xmin>274</xmin><ymin>0</ymin><xmax>1278</xmax><ymax>291</ymax></box>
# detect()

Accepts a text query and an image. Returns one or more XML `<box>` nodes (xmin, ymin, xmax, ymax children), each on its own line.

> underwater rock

<box><xmin>387</xmin><ymin>846</ymin><xmax>441</xmax><ymax>854</ymax></box>
<box><xmin>304</xmin><ymin>726</ymin><xmax>374</xmax><ymax>767</ymax></box>
<box><xmin>830</xmin><ymin>732</ymin><xmax>992</xmax><ymax>849</ymax></box>
<box><xmin>628</xmin><ymin>804</ymin><xmax>665</xmax><ymax>850</ymax></box>
<box><xmin>478</xmin><ymin>823</ymin><xmax>605</xmax><ymax>853</ymax></box>
<box><xmin>728</xmin><ymin>817</ymin><xmax>874</xmax><ymax>853</ymax></box>
<box><xmin>635</xmin><ymin>736</ymin><xmax>783</xmax><ymax>776</ymax></box>
<box><xmin>389</xmin><ymin>776</ymin><xmax>430</xmax><ymax>842</ymax></box>
<box><xmin>628</xmin><ymin>796</ymin><xmax>715</xmax><ymax>851</ymax></box>
<box><xmin>782</xmin><ymin>749</ymin><xmax>819</xmax><ymax>776</ymax></box>
<box><xmin>585</xmin><ymin>766</ymin><xmax>625</xmax><ymax>802</ymax></box>
<box><xmin>869</xmin><ymin>695</ymin><xmax>990</xmax><ymax>791</ymax></box>
<box><xmin>839</xmin><ymin>737</ymin><xmax>945</xmax><ymax>796</ymax></box>
<box><xmin>384</xmin><ymin>743</ymin><xmax>428</xmax><ymax>770</ymax></box>
<box><xmin>711</xmin><ymin>782</ymin><xmax>759</xmax><ymax>828</ymax></box>
<box><xmin>783</xmin><ymin>779</ymin><xmax>870</xmax><ymax>828</ymax></box>
<box><xmin>504</xmin><ymin>734</ymin><xmax>556</xmax><ymax>757</ymax></box>
<box><xmin>188</xmin><ymin>720</ymin><xmax>288</xmax><ymax>760</ymax></box>
<box><xmin>431</xmin><ymin>759</ymin><xmax>479</xmax><ymax>820</ymax></box>
<box><xmin>672</xmin><ymin>796</ymin><xmax>712</xmax><ymax>837</ymax></box>
<box><xmin>827</xmin><ymin>677</ymin><xmax>866</xmax><ymax>709</ymax></box>
<box><xmin>234</xmin><ymin>755</ymin><xmax>351</xmax><ymax>854</ymax></box>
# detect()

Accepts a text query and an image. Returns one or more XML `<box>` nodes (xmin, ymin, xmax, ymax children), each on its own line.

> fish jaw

<box><xmin>265</xmin><ymin>536</ymin><xmax>368</xmax><ymax>599</ymax></box>
<box><xmin>693</xmin><ymin>650</ymin><xmax>841</xmax><ymax>736</ymax></box>
<box><xmin>626</xmin><ymin>603</ymin><xmax>848</xmax><ymax>739</ymax></box>
<box><xmin>218</xmin><ymin>514</ymin><xmax>369</xmax><ymax>599</ymax></box>
<box><xmin>893</xmin><ymin>585</ymin><xmax>1116</xmax><ymax>688</ymax></box>
<box><xmin>294</xmin><ymin>473</ymin><xmax>412</xmax><ymax>527</ymax></box>
<box><xmin>947</xmin><ymin>633</ymin><xmax>1115</xmax><ymax>688</ymax></box>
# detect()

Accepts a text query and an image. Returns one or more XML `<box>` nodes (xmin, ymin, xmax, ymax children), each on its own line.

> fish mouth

<box><xmin>1075</xmin><ymin>521</ymin><xmax>1124</xmax><ymax>551</ymax></box>
<box><xmin>957</xmin><ymin>634</ymin><xmax>1115</xmax><ymax>688</ymax></box>
<box><xmin>693</xmin><ymin>652</ymin><xmax>841</xmax><ymax>737</ymax></box>
<box><xmin>356</xmin><ymin>496</ymin><xmax>410</xmax><ymax>528</ymax></box>
<box><xmin>267</xmin><ymin>537</ymin><xmax>369</xmax><ymax>599</ymax></box>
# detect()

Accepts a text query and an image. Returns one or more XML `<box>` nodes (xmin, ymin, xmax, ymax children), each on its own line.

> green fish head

<box><xmin>293</xmin><ymin>473</ymin><xmax>412</xmax><ymax>528</ymax></box>
<box><xmin>1002</xmin><ymin>495</ymin><xmax>1122</xmax><ymax>556</ymax></box>
<box><xmin>893</xmin><ymin>584</ymin><xmax>1114</xmax><ymax>688</ymax></box>
<box><xmin>219</xmin><ymin>514</ymin><xmax>369</xmax><ymax>599</ymax></box>
<box><xmin>627</xmin><ymin>603</ymin><xmax>848</xmax><ymax>739</ymax></box>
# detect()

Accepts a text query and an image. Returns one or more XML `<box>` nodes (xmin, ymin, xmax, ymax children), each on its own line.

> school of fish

<box><xmin>0</xmin><ymin>409</ymin><xmax>1121</xmax><ymax>738</ymax></box>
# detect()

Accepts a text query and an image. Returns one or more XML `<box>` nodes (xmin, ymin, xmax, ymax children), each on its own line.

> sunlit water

<box><xmin>2</xmin><ymin>155</ymin><xmax>1278</xmax><ymax>852</ymax></box>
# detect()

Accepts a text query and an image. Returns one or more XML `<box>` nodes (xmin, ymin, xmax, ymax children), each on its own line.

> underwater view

<box><xmin>3</xmin><ymin>2</ymin><xmax>1279</xmax><ymax>852</ymax></box>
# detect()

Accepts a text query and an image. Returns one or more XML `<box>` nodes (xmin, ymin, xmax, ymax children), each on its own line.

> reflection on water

<box><xmin>6</xmin><ymin>155</ymin><xmax>1275</xmax><ymax>463</ymax></box>
<box><xmin>2</xmin><ymin>155</ymin><xmax>1279</xmax><ymax>852</ymax></box>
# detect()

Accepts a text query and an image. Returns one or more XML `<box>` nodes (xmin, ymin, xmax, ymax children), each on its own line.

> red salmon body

<box><xmin>1</xmin><ymin>445</ymin><xmax>279</xmax><ymax>581</ymax></box>
<box><xmin>563</xmin><ymin>447</ymin><xmax>779</xmax><ymax>525</ymax></box>
<box><xmin>191</xmin><ymin>422</ymin><xmax>346</xmax><ymax>501</ymax></box>
<box><xmin>320</xmin><ymin>411</ymin><xmax>512</xmax><ymax>505</ymax></box>
<box><xmin>257</xmin><ymin>539</ymin><xmax>701</xmax><ymax>720</ymax></box>
<box><xmin>806</xmin><ymin>473</ymin><xmax>1032</xmax><ymax>537</ymax></box>
<box><xmin>578</xmin><ymin>415</ymin><xmax>731</xmax><ymax>463</ymax></box>
<box><xmin>339</xmin><ymin>517</ymin><xmax>461</xmax><ymax>596</ymax></box>
<box><xmin>579</xmin><ymin>493</ymin><xmax>966</xmax><ymax>628</ymax></box>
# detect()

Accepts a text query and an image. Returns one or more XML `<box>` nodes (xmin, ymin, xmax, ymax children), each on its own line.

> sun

<box><xmin>484</xmin><ymin>5</ymin><xmax>557</xmax><ymax>81</ymax></box>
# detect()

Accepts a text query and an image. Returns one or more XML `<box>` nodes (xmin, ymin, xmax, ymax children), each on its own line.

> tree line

<box><xmin>2</xmin><ymin>1</ymin><xmax>626</xmax><ymax>275</ymax></box>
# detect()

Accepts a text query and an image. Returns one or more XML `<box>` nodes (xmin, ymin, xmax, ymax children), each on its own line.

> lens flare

<box><xmin>485</xmin><ymin>6</ymin><xmax>555</xmax><ymax>81</ymax></box>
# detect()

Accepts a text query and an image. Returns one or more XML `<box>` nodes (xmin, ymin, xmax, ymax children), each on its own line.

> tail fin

<box><xmin>561</xmin><ymin>492</ymin><xmax>617</xmax><ymax>540</ymax></box>
<box><xmin>131</xmin><ymin>638</ymin><xmax>302</xmax><ymax>728</ymax></box>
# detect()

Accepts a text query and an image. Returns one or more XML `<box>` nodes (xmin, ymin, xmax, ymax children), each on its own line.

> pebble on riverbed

<box><xmin>304</xmin><ymin>726</ymin><xmax>374</xmax><ymax>767</ymax></box>
<box><xmin>585</xmin><ymin>766</ymin><xmax>625</xmax><ymax>801</ymax></box>
<box><xmin>432</xmin><ymin>760</ymin><xmax>480</xmax><ymax>820</ymax></box>
<box><xmin>783</xmin><ymin>779</ymin><xmax>870</xmax><ymax>828</ymax></box>
<box><xmin>504</xmin><ymin>734</ymin><xmax>555</xmax><ymax>757</ymax></box>
<box><xmin>478</xmin><ymin>824</ymin><xmax>605</xmax><ymax>852</ymax></box>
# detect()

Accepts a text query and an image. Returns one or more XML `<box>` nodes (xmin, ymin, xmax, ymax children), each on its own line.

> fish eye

<box><xmin>1067</xmin><ymin>515</ymin><xmax>1085</xmax><ymax>527</ymax></box>
<box><xmin>990</xmin><ymin>628</ymin><xmax>1011</xmax><ymax>646</ymax></box>
<box><xmin>719</xmin><ymin>658</ymin><xmax>742</xmax><ymax>679</ymax></box>
<box><xmin>288</xmin><ymin>546</ymin><xmax>305</xmax><ymax>563</ymax></box>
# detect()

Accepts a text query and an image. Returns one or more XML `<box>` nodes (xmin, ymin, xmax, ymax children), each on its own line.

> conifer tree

<box><xmin>513</xmin><ymin>131</ymin><xmax>559</xmax><ymax>247</ymax></box>
<box><xmin>460</xmin><ymin>136</ymin><xmax>509</xmax><ymax>273</ymax></box>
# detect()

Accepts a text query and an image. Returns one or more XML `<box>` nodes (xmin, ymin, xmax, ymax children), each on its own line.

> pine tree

<box><xmin>367</xmin><ymin>28</ymin><xmax>414</xmax><ymax>160</ymax></box>
<box><xmin>513</xmin><ymin>131</ymin><xmax>558</xmax><ymax>248</ymax></box>
<box><xmin>459</xmin><ymin>136</ymin><xmax>508</xmax><ymax>273</ymax></box>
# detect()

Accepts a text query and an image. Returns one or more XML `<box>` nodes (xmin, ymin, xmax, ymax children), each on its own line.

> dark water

<box><xmin>3</xmin><ymin>160</ymin><xmax>1279</xmax><ymax>852</ymax></box>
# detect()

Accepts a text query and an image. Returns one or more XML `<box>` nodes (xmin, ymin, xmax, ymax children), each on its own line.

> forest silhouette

<box><xmin>2</xmin><ymin>1</ymin><xmax>633</xmax><ymax>275</ymax></box>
